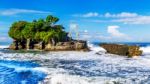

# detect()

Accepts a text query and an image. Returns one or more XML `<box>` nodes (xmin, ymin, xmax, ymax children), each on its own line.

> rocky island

<box><xmin>100</xmin><ymin>43</ymin><xmax>143</xmax><ymax>57</ymax></box>
<box><xmin>8</xmin><ymin>15</ymin><xmax>88</xmax><ymax>51</ymax></box>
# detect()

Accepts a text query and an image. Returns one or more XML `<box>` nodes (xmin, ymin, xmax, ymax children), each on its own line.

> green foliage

<box><xmin>43</xmin><ymin>31</ymin><xmax>56</xmax><ymax>43</ymax></box>
<box><xmin>35</xmin><ymin>31</ymin><xmax>47</xmax><ymax>41</ymax></box>
<box><xmin>8</xmin><ymin>15</ymin><xmax>69</xmax><ymax>43</ymax></box>
<box><xmin>8</xmin><ymin>21</ymin><xmax>28</xmax><ymax>40</ymax></box>
<box><xmin>46</xmin><ymin>15</ymin><xmax>59</xmax><ymax>25</ymax></box>
<box><xmin>22</xmin><ymin>23</ymin><xmax>36</xmax><ymax>39</ymax></box>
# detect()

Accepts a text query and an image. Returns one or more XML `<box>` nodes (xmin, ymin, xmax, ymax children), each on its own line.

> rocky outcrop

<box><xmin>45</xmin><ymin>40</ymin><xmax>88</xmax><ymax>51</ymax></box>
<box><xmin>9</xmin><ymin>40</ymin><xmax>26</xmax><ymax>50</ymax></box>
<box><xmin>9</xmin><ymin>40</ymin><xmax>88</xmax><ymax>51</ymax></box>
<box><xmin>100</xmin><ymin>43</ymin><xmax>142</xmax><ymax>57</ymax></box>
<box><xmin>9</xmin><ymin>43</ymin><xmax>17</xmax><ymax>50</ymax></box>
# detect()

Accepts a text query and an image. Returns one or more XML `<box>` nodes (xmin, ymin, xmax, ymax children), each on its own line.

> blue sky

<box><xmin>1</xmin><ymin>0</ymin><xmax>150</xmax><ymax>43</ymax></box>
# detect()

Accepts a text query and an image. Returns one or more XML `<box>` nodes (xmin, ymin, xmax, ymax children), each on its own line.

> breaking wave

<box><xmin>0</xmin><ymin>45</ymin><xmax>9</xmax><ymax>49</ymax></box>
<box><xmin>88</xmin><ymin>42</ymin><xmax>106</xmax><ymax>53</ymax></box>
<box><xmin>0</xmin><ymin>43</ymin><xmax>150</xmax><ymax>84</ymax></box>
<box><xmin>0</xmin><ymin>60</ymin><xmax>46</xmax><ymax>84</ymax></box>
<box><xmin>140</xmin><ymin>46</ymin><xmax>150</xmax><ymax>55</ymax></box>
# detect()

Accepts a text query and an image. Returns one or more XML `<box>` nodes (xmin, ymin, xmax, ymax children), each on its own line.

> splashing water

<box><xmin>0</xmin><ymin>60</ymin><xmax>46</xmax><ymax>84</ymax></box>
<box><xmin>0</xmin><ymin>43</ymin><xmax>150</xmax><ymax>84</ymax></box>
<box><xmin>140</xmin><ymin>46</ymin><xmax>150</xmax><ymax>55</ymax></box>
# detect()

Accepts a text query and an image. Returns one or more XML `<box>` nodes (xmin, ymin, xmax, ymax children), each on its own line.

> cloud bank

<box><xmin>0</xmin><ymin>8</ymin><xmax>51</xmax><ymax>16</ymax></box>
<box><xmin>107</xmin><ymin>25</ymin><xmax>126</xmax><ymax>37</ymax></box>
<box><xmin>73</xmin><ymin>12</ymin><xmax>150</xmax><ymax>24</ymax></box>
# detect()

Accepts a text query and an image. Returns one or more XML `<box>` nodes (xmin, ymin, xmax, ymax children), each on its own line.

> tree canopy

<box><xmin>8</xmin><ymin>15</ymin><xmax>69</xmax><ymax>43</ymax></box>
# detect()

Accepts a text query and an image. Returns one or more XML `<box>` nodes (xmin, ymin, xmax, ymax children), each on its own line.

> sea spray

<box><xmin>0</xmin><ymin>43</ymin><xmax>150</xmax><ymax>84</ymax></box>
<box><xmin>87</xmin><ymin>42</ymin><xmax>106</xmax><ymax>53</ymax></box>
<box><xmin>140</xmin><ymin>46</ymin><xmax>150</xmax><ymax>55</ymax></box>
<box><xmin>0</xmin><ymin>60</ymin><xmax>47</xmax><ymax>84</ymax></box>
<box><xmin>0</xmin><ymin>45</ymin><xmax>9</xmax><ymax>49</ymax></box>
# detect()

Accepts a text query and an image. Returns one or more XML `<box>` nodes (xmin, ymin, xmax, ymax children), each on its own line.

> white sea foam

<box><xmin>140</xmin><ymin>46</ymin><xmax>150</xmax><ymax>55</ymax></box>
<box><xmin>88</xmin><ymin>42</ymin><xmax>106</xmax><ymax>53</ymax></box>
<box><xmin>0</xmin><ymin>44</ymin><xmax>150</xmax><ymax>84</ymax></box>
<box><xmin>0</xmin><ymin>45</ymin><xmax>9</xmax><ymax>49</ymax></box>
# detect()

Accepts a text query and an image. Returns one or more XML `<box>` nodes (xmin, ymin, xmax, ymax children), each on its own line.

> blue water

<box><xmin>0</xmin><ymin>60</ymin><xmax>46</xmax><ymax>84</ymax></box>
<box><xmin>0</xmin><ymin>42</ymin><xmax>150</xmax><ymax>84</ymax></box>
<box><xmin>0</xmin><ymin>42</ymin><xmax>11</xmax><ymax>46</ymax></box>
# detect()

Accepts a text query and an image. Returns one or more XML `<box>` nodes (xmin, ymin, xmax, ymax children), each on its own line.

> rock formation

<box><xmin>8</xmin><ymin>15</ymin><xmax>88</xmax><ymax>51</ymax></box>
<box><xmin>9</xmin><ymin>40</ymin><xmax>89</xmax><ymax>51</ymax></box>
<box><xmin>100</xmin><ymin>43</ymin><xmax>142</xmax><ymax>57</ymax></box>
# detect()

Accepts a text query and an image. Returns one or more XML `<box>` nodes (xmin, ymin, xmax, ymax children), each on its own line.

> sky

<box><xmin>1</xmin><ymin>0</ymin><xmax>150</xmax><ymax>43</ymax></box>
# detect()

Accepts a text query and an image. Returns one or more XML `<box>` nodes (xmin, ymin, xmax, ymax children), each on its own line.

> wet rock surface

<box><xmin>100</xmin><ymin>43</ymin><xmax>142</xmax><ymax>57</ymax></box>
<box><xmin>9</xmin><ymin>40</ymin><xmax>89</xmax><ymax>51</ymax></box>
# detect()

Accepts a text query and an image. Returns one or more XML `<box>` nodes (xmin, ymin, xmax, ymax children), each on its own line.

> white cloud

<box><xmin>73</xmin><ymin>12</ymin><xmax>138</xmax><ymax>18</ymax></box>
<box><xmin>68</xmin><ymin>23</ymin><xmax>132</xmax><ymax>41</ymax></box>
<box><xmin>0</xmin><ymin>36</ymin><xmax>12</xmax><ymax>42</ymax></box>
<box><xmin>73</xmin><ymin>12</ymin><xmax>99</xmax><ymax>18</ymax></box>
<box><xmin>112</xmin><ymin>16</ymin><xmax>150</xmax><ymax>24</ymax></box>
<box><xmin>107</xmin><ymin>25</ymin><xmax>125</xmax><ymax>37</ymax></box>
<box><xmin>69</xmin><ymin>23</ymin><xmax>78</xmax><ymax>30</ymax></box>
<box><xmin>104</xmin><ymin>12</ymin><xmax>138</xmax><ymax>18</ymax></box>
<box><xmin>0</xmin><ymin>8</ymin><xmax>51</xmax><ymax>16</ymax></box>
<box><xmin>83</xmin><ymin>19</ymin><xmax>107</xmax><ymax>23</ymax></box>
<box><xmin>0</xmin><ymin>37</ymin><xmax>8</xmax><ymax>40</ymax></box>
<box><xmin>74</xmin><ymin>12</ymin><xmax>150</xmax><ymax>24</ymax></box>
<box><xmin>82</xmin><ymin>12</ymin><xmax>99</xmax><ymax>17</ymax></box>
<box><xmin>107</xmin><ymin>25</ymin><xmax>131</xmax><ymax>41</ymax></box>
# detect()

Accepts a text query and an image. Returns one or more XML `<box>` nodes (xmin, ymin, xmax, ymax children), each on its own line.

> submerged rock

<box><xmin>100</xmin><ymin>43</ymin><xmax>142</xmax><ymax>57</ymax></box>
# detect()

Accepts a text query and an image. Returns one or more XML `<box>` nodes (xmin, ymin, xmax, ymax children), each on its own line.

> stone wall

<box><xmin>100</xmin><ymin>43</ymin><xmax>142</xmax><ymax>57</ymax></box>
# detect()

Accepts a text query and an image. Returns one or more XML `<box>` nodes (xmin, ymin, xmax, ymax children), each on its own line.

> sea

<box><xmin>0</xmin><ymin>42</ymin><xmax>150</xmax><ymax>84</ymax></box>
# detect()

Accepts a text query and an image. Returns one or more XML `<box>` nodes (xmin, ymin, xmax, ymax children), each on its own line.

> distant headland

<box><xmin>8</xmin><ymin>15</ymin><xmax>88</xmax><ymax>51</ymax></box>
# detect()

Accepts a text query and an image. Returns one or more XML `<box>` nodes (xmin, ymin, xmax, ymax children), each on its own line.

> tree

<box><xmin>22</xmin><ymin>23</ymin><xmax>36</xmax><ymax>49</ymax></box>
<box><xmin>8</xmin><ymin>15</ymin><xmax>70</xmax><ymax>50</ymax></box>
<box><xmin>8</xmin><ymin>21</ymin><xmax>28</xmax><ymax>40</ymax></box>
<box><xmin>34</xmin><ymin>19</ymin><xmax>45</xmax><ymax>32</ymax></box>
<box><xmin>8</xmin><ymin>21</ymin><xmax>28</xmax><ymax>49</ymax></box>
<box><xmin>46</xmin><ymin>15</ymin><xmax>59</xmax><ymax>25</ymax></box>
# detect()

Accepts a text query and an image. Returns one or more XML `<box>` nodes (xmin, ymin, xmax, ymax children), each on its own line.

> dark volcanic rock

<box><xmin>100</xmin><ymin>43</ymin><xmax>142</xmax><ymax>57</ymax></box>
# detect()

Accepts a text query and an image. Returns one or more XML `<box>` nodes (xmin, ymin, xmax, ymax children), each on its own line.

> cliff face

<box><xmin>9</xmin><ymin>40</ymin><xmax>88</xmax><ymax>51</ymax></box>
<box><xmin>100</xmin><ymin>44</ymin><xmax>142</xmax><ymax>57</ymax></box>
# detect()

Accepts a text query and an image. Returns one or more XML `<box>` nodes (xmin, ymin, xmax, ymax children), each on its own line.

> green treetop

<box><xmin>8</xmin><ymin>15</ymin><xmax>69</xmax><ymax>44</ymax></box>
<box><xmin>8</xmin><ymin>21</ymin><xmax>28</xmax><ymax>40</ymax></box>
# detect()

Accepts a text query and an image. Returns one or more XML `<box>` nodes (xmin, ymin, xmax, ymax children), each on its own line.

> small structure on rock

<box><xmin>100</xmin><ymin>43</ymin><xmax>142</xmax><ymax>57</ymax></box>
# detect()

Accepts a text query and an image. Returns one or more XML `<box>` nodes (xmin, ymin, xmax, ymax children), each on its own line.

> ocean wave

<box><xmin>0</xmin><ymin>45</ymin><xmax>9</xmax><ymax>49</ymax></box>
<box><xmin>0</xmin><ymin>60</ymin><xmax>46</xmax><ymax>84</ymax></box>
<box><xmin>140</xmin><ymin>46</ymin><xmax>150</xmax><ymax>55</ymax></box>
<box><xmin>1</xmin><ymin>43</ymin><xmax>150</xmax><ymax>84</ymax></box>
<box><xmin>88</xmin><ymin>42</ymin><xmax>106</xmax><ymax>53</ymax></box>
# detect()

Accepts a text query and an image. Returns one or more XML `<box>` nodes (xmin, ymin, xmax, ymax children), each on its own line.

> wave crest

<box><xmin>0</xmin><ymin>45</ymin><xmax>9</xmax><ymax>49</ymax></box>
<box><xmin>88</xmin><ymin>42</ymin><xmax>106</xmax><ymax>53</ymax></box>
<box><xmin>140</xmin><ymin>46</ymin><xmax>150</xmax><ymax>55</ymax></box>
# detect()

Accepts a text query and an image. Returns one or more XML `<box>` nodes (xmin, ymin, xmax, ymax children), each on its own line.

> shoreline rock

<box><xmin>100</xmin><ymin>43</ymin><xmax>142</xmax><ymax>57</ymax></box>
<box><xmin>9</xmin><ymin>40</ymin><xmax>89</xmax><ymax>52</ymax></box>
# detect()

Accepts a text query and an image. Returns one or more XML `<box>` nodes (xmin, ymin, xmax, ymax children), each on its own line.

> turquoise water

<box><xmin>0</xmin><ymin>60</ymin><xmax>46</xmax><ymax>84</ymax></box>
